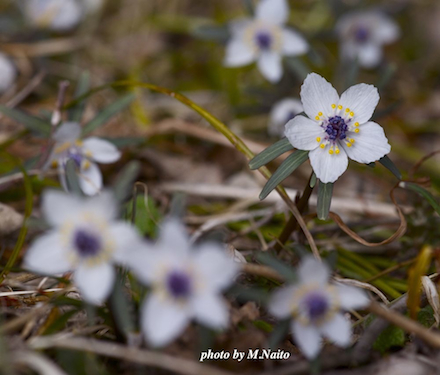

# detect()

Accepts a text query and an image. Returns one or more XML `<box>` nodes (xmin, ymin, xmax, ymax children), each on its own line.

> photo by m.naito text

<box><xmin>199</xmin><ymin>349</ymin><xmax>291</xmax><ymax>362</ymax></box>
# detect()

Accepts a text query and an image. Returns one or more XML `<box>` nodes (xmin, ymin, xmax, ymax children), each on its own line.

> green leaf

<box><xmin>373</xmin><ymin>325</ymin><xmax>405</xmax><ymax>354</ymax></box>
<box><xmin>126</xmin><ymin>195</ymin><xmax>161</xmax><ymax>237</ymax></box>
<box><xmin>259</xmin><ymin>150</ymin><xmax>309</xmax><ymax>200</ymax></box>
<box><xmin>249</xmin><ymin>138</ymin><xmax>293</xmax><ymax>170</ymax></box>
<box><xmin>268</xmin><ymin>319</ymin><xmax>290</xmax><ymax>349</ymax></box>
<box><xmin>317</xmin><ymin>181</ymin><xmax>333</xmax><ymax>220</ymax></box>
<box><xmin>112</xmin><ymin>161</ymin><xmax>141</xmax><ymax>202</ymax></box>
<box><xmin>81</xmin><ymin>93</ymin><xmax>135</xmax><ymax>136</ymax></box>
<box><xmin>309</xmin><ymin>172</ymin><xmax>317</xmax><ymax>188</ymax></box>
<box><xmin>401</xmin><ymin>182</ymin><xmax>440</xmax><ymax>215</ymax></box>
<box><xmin>256</xmin><ymin>252</ymin><xmax>296</xmax><ymax>282</ymax></box>
<box><xmin>0</xmin><ymin>105</ymin><xmax>51</xmax><ymax>137</ymax></box>
<box><xmin>68</xmin><ymin>71</ymin><xmax>91</xmax><ymax>123</ymax></box>
<box><xmin>379</xmin><ymin>155</ymin><xmax>402</xmax><ymax>180</ymax></box>
<box><xmin>65</xmin><ymin>159</ymin><xmax>83</xmax><ymax>196</ymax></box>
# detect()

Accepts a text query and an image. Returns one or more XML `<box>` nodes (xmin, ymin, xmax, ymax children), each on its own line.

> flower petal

<box><xmin>157</xmin><ymin>218</ymin><xmax>190</xmax><ymax>256</ymax></box>
<box><xmin>125</xmin><ymin>243</ymin><xmax>159</xmax><ymax>285</ymax></box>
<box><xmin>339</xmin><ymin>83</ymin><xmax>379</xmax><ymax>124</ymax></box>
<box><xmin>257</xmin><ymin>51</ymin><xmax>283</xmax><ymax>82</ymax></box>
<box><xmin>110</xmin><ymin>222</ymin><xmax>143</xmax><ymax>264</ymax></box>
<box><xmin>24</xmin><ymin>231</ymin><xmax>72</xmax><ymax>275</ymax></box>
<box><xmin>0</xmin><ymin>53</ymin><xmax>16</xmax><ymax>93</ymax></box>
<box><xmin>141</xmin><ymin>293</ymin><xmax>191</xmax><ymax>347</ymax></box>
<box><xmin>224</xmin><ymin>37</ymin><xmax>256</xmax><ymax>67</ymax></box>
<box><xmin>268</xmin><ymin>285</ymin><xmax>296</xmax><ymax>319</ymax></box>
<box><xmin>79</xmin><ymin>162</ymin><xmax>102</xmax><ymax>196</ymax></box>
<box><xmin>357</xmin><ymin>43</ymin><xmax>382</xmax><ymax>69</ymax></box>
<box><xmin>82</xmin><ymin>137</ymin><xmax>121</xmax><ymax>164</ymax></box>
<box><xmin>336</xmin><ymin>285</ymin><xmax>370</xmax><ymax>310</ymax></box>
<box><xmin>319</xmin><ymin>313</ymin><xmax>352</xmax><ymax>347</ymax></box>
<box><xmin>42</xmin><ymin>189</ymin><xmax>83</xmax><ymax>226</ymax></box>
<box><xmin>74</xmin><ymin>262</ymin><xmax>115</xmax><ymax>304</ymax></box>
<box><xmin>282</xmin><ymin>29</ymin><xmax>308</xmax><ymax>55</ymax></box>
<box><xmin>269</xmin><ymin>98</ymin><xmax>303</xmax><ymax>137</ymax></box>
<box><xmin>298</xmin><ymin>257</ymin><xmax>330</xmax><ymax>285</ymax></box>
<box><xmin>49</xmin><ymin>0</ymin><xmax>83</xmax><ymax>31</ymax></box>
<box><xmin>300</xmin><ymin>73</ymin><xmax>340</xmax><ymax>121</ymax></box>
<box><xmin>342</xmin><ymin>121</ymin><xmax>390</xmax><ymax>164</ymax></box>
<box><xmin>292</xmin><ymin>320</ymin><xmax>322</xmax><ymax>359</ymax></box>
<box><xmin>193</xmin><ymin>243</ymin><xmax>240</xmax><ymax>291</ymax></box>
<box><xmin>256</xmin><ymin>0</ymin><xmax>289</xmax><ymax>25</ymax></box>
<box><xmin>85</xmin><ymin>191</ymin><xmax>118</xmax><ymax>221</ymax></box>
<box><xmin>53</xmin><ymin>122</ymin><xmax>81</xmax><ymax>144</ymax></box>
<box><xmin>193</xmin><ymin>293</ymin><xmax>229</xmax><ymax>329</ymax></box>
<box><xmin>373</xmin><ymin>14</ymin><xmax>400</xmax><ymax>44</ymax></box>
<box><xmin>309</xmin><ymin>146</ymin><xmax>348</xmax><ymax>183</ymax></box>
<box><xmin>285</xmin><ymin>115</ymin><xmax>324</xmax><ymax>151</ymax></box>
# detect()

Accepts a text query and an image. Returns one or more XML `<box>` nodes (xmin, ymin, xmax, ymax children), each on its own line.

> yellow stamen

<box><xmin>345</xmin><ymin>108</ymin><xmax>350</xmax><ymax>113</ymax></box>
<box><xmin>354</xmin><ymin>122</ymin><xmax>359</xmax><ymax>127</ymax></box>
<box><xmin>316</xmin><ymin>137</ymin><xmax>321</xmax><ymax>142</ymax></box>
<box><xmin>335</xmin><ymin>148</ymin><xmax>340</xmax><ymax>154</ymax></box>
<box><xmin>346</xmin><ymin>142</ymin><xmax>352</xmax><ymax>147</ymax></box>
<box><xmin>349</xmin><ymin>138</ymin><xmax>355</xmax><ymax>143</ymax></box>
<box><xmin>329</xmin><ymin>149</ymin><xmax>334</xmax><ymax>155</ymax></box>
<box><xmin>82</xmin><ymin>160</ymin><xmax>91</xmax><ymax>170</ymax></box>
<box><xmin>338</xmin><ymin>105</ymin><xmax>343</xmax><ymax>110</ymax></box>
<box><xmin>331</xmin><ymin>104</ymin><xmax>336</xmax><ymax>109</ymax></box>
<box><xmin>51</xmin><ymin>159</ymin><xmax>58</xmax><ymax>168</ymax></box>
<box><xmin>354</xmin><ymin>128</ymin><xmax>360</xmax><ymax>133</ymax></box>
<box><xmin>315</xmin><ymin>116</ymin><xmax>320</xmax><ymax>120</ymax></box>
<box><xmin>350</xmin><ymin>111</ymin><xmax>354</xmax><ymax>117</ymax></box>
<box><xmin>318</xmin><ymin>112</ymin><xmax>323</xmax><ymax>116</ymax></box>
<box><xmin>320</xmin><ymin>143</ymin><xmax>325</xmax><ymax>149</ymax></box>
<box><xmin>75</xmin><ymin>140</ymin><xmax>83</xmax><ymax>147</ymax></box>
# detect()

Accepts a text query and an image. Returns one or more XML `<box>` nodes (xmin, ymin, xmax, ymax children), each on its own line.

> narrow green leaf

<box><xmin>0</xmin><ymin>105</ymin><xmax>51</xmax><ymax>137</ymax></box>
<box><xmin>249</xmin><ymin>138</ymin><xmax>293</xmax><ymax>170</ymax></box>
<box><xmin>259</xmin><ymin>150</ymin><xmax>309</xmax><ymax>200</ymax></box>
<box><xmin>113</xmin><ymin>161</ymin><xmax>141</xmax><ymax>202</ymax></box>
<box><xmin>81</xmin><ymin>93</ymin><xmax>135</xmax><ymax>136</ymax></box>
<box><xmin>65</xmin><ymin>159</ymin><xmax>83</xmax><ymax>196</ymax></box>
<box><xmin>379</xmin><ymin>155</ymin><xmax>401</xmax><ymax>180</ymax></box>
<box><xmin>317</xmin><ymin>181</ymin><xmax>333</xmax><ymax>220</ymax></box>
<box><xmin>401</xmin><ymin>182</ymin><xmax>440</xmax><ymax>215</ymax></box>
<box><xmin>309</xmin><ymin>172</ymin><xmax>316</xmax><ymax>188</ymax></box>
<box><xmin>256</xmin><ymin>252</ymin><xmax>296</xmax><ymax>282</ymax></box>
<box><xmin>68</xmin><ymin>71</ymin><xmax>91</xmax><ymax>122</ymax></box>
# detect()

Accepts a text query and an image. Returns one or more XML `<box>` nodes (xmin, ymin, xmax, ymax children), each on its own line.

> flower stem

<box><xmin>274</xmin><ymin>173</ymin><xmax>314</xmax><ymax>251</ymax></box>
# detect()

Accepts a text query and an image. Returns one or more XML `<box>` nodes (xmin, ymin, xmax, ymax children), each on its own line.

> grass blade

<box><xmin>379</xmin><ymin>155</ymin><xmax>402</xmax><ymax>180</ymax></box>
<box><xmin>400</xmin><ymin>182</ymin><xmax>440</xmax><ymax>215</ymax></box>
<box><xmin>317</xmin><ymin>181</ymin><xmax>333</xmax><ymax>220</ymax></box>
<box><xmin>0</xmin><ymin>105</ymin><xmax>51</xmax><ymax>137</ymax></box>
<box><xmin>68</xmin><ymin>71</ymin><xmax>91</xmax><ymax>123</ymax></box>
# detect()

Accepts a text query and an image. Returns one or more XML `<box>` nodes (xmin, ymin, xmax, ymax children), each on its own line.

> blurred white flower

<box><xmin>0</xmin><ymin>53</ymin><xmax>17</xmax><ymax>94</ymax></box>
<box><xmin>285</xmin><ymin>73</ymin><xmax>391</xmax><ymax>183</ymax></box>
<box><xmin>24</xmin><ymin>190</ymin><xmax>141</xmax><ymax>304</ymax></box>
<box><xmin>224</xmin><ymin>0</ymin><xmax>308</xmax><ymax>82</ymax></box>
<box><xmin>269</xmin><ymin>257</ymin><xmax>369</xmax><ymax>359</ymax></box>
<box><xmin>336</xmin><ymin>11</ymin><xmax>400</xmax><ymax>68</ymax></box>
<box><xmin>23</xmin><ymin>0</ymin><xmax>83</xmax><ymax>32</ymax></box>
<box><xmin>269</xmin><ymin>98</ymin><xmax>303</xmax><ymax>137</ymax></box>
<box><xmin>46</xmin><ymin>122</ymin><xmax>121</xmax><ymax>196</ymax></box>
<box><xmin>127</xmin><ymin>219</ymin><xmax>240</xmax><ymax>347</ymax></box>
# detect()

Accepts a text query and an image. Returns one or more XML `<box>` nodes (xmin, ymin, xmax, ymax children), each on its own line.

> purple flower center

<box><xmin>74</xmin><ymin>229</ymin><xmax>101</xmax><ymax>257</ymax></box>
<box><xmin>255</xmin><ymin>31</ymin><xmax>272</xmax><ymax>50</ymax></box>
<box><xmin>354</xmin><ymin>26</ymin><xmax>369</xmax><ymax>43</ymax></box>
<box><xmin>303</xmin><ymin>292</ymin><xmax>329</xmax><ymax>320</ymax></box>
<box><xmin>166</xmin><ymin>270</ymin><xmax>192</xmax><ymax>299</ymax></box>
<box><xmin>325</xmin><ymin>116</ymin><xmax>348</xmax><ymax>141</ymax></box>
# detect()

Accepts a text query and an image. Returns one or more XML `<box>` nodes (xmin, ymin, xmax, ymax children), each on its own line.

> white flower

<box><xmin>224</xmin><ymin>0</ymin><xmax>308</xmax><ymax>82</ymax></box>
<box><xmin>23</xmin><ymin>190</ymin><xmax>141</xmax><ymax>304</ymax></box>
<box><xmin>23</xmin><ymin>0</ymin><xmax>83</xmax><ymax>32</ymax></box>
<box><xmin>46</xmin><ymin>122</ymin><xmax>121</xmax><ymax>196</ymax></box>
<box><xmin>127</xmin><ymin>219</ymin><xmax>240</xmax><ymax>347</ymax></box>
<box><xmin>269</xmin><ymin>98</ymin><xmax>303</xmax><ymax>137</ymax></box>
<box><xmin>0</xmin><ymin>53</ymin><xmax>17</xmax><ymax>94</ymax></box>
<box><xmin>269</xmin><ymin>257</ymin><xmax>369</xmax><ymax>359</ymax></box>
<box><xmin>336</xmin><ymin>11</ymin><xmax>399</xmax><ymax>69</ymax></box>
<box><xmin>284</xmin><ymin>73</ymin><xmax>391</xmax><ymax>183</ymax></box>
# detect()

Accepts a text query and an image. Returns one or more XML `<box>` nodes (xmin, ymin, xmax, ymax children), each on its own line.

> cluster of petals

<box><xmin>269</xmin><ymin>257</ymin><xmax>370</xmax><ymax>359</ymax></box>
<box><xmin>127</xmin><ymin>219</ymin><xmax>240</xmax><ymax>347</ymax></box>
<box><xmin>21</xmin><ymin>0</ymin><xmax>104</xmax><ymax>31</ymax></box>
<box><xmin>24</xmin><ymin>190</ymin><xmax>141</xmax><ymax>304</ymax></box>
<box><xmin>46</xmin><ymin>122</ymin><xmax>121</xmax><ymax>196</ymax></box>
<box><xmin>285</xmin><ymin>73</ymin><xmax>391</xmax><ymax>183</ymax></box>
<box><xmin>224</xmin><ymin>0</ymin><xmax>308</xmax><ymax>82</ymax></box>
<box><xmin>269</xmin><ymin>98</ymin><xmax>303</xmax><ymax>137</ymax></box>
<box><xmin>336</xmin><ymin>11</ymin><xmax>400</xmax><ymax>68</ymax></box>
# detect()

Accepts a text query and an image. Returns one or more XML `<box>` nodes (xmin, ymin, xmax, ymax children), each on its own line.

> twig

<box><xmin>29</xmin><ymin>335</ymin><xmax>235</xmax><ymax>375</ymax></box>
